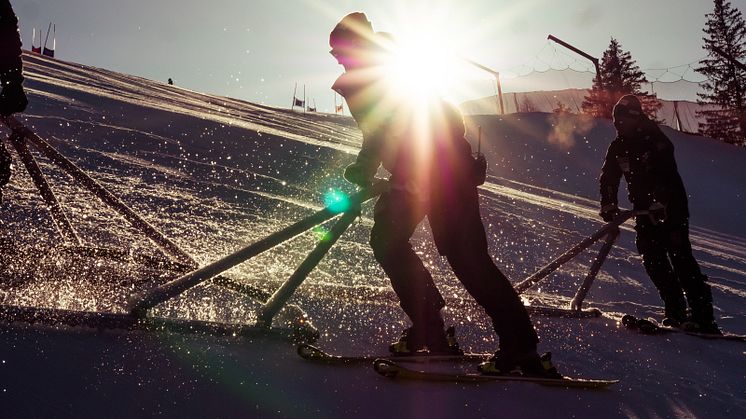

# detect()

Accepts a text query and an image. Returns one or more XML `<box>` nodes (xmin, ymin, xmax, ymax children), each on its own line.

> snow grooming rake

<box><xmin>2</xmin><ymin>115</ymin><xmax>191</xmax><ymax>265</ymax></box>
<box><xmin>1</xmin><ymin>116</ymin><xmax>386</xmax><ymax>342</ymax></box>
<box><xmin>512</xmin><ymin>210</ymin><xmax>635</xmax><ymax>318</ymax></box>
<box><xmin>128</xmin><ymin>179</ymin><xmax>389</xmax><ymax>340</ymax></box>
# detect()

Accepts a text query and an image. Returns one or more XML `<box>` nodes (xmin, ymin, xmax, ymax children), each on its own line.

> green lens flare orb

<box><xmin>324</xmin><ymin>189</ymin><xmax>351</xmax><ymax>213</ymax></box>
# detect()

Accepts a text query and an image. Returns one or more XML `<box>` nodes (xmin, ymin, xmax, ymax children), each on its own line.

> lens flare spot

<box><xmin>312</xmin><ymin>225</ymin><xmax>332</xmax><ymax>242</ymax></box>
<box><xmin>324</xmin><ymin>189</ymin><xmax>352</xmax><ymax>213</ymax></box>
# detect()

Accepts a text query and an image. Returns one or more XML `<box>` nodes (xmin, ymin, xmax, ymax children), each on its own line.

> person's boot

<box><xmin>478</xmin><ymin>350</ymin><xmax>561</xmax><ymax>378</ymax></box>
<box><xmin>660</xmin><ymin>292</ymin><xmax>688</xmax><ymax>328</ymax></box>
<box><xmin>684</xmin><ymin>281</ymin><xmax>720</xmax><ymax>334</ymax></box>
<box><xmin>661</xmin><ymin>307</ymin><xmax>688</xmax><ymax>328</ymax></box>
<box><xmin>389</xmin><ymin>326</ymin><xmax>462</xmax><ymax>355</ymax></box>
<box><xmin>684</xmin><ymin>302</ymin><xmax>721</xmax><ymax>335</ymax></box>
<box><xmin>661</xmin><ymin>317</ymin><xmax>686</xmax><ymax>328</ymax></box>
<box><xmin>426</xmin><ymin>326</ymin><xmax>462</xmax><ymax>355</ymax></box>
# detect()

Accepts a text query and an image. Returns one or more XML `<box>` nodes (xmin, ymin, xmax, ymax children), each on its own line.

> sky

<box><xmin>12</xmin><ymin>0</ymin><xmax>746</xmax><ymax>112</ymax></box>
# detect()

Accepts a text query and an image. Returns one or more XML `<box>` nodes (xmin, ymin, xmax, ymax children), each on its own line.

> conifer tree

<box><xmin>697</xmin><ymin>0</ymin><xmax>746</xmax><ymax>145</ymax></box>
<box><xmin>582</xmin><ymin>38</ymin><xmax>661</xmax><ymax>119</ymax></box>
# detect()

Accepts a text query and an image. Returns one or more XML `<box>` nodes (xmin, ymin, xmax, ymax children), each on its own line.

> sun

<box><xmin>380</xmin><ymin>29</ymin><xmax>461</xmax><ymax>101</ymax></box>
<box><xmin>355</xmin><ymin>6</ymin><xmax>503</xmax><ymax>110</ymax></box>
<box><xmin>305</xmin><ymin>0</ymin><xmax>510</xmax><ymax>106</ymax></box>
<box><xmin>305</xmin><ymin>0</ymin><xmax>537</xmax><ymax>107</ymax></box>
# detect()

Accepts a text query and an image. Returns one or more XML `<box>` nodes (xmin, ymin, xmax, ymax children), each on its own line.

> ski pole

<box><xmin>478</xmin><ymin>125</ymin><xmax>482</xmax><ymax>154</ymax></box>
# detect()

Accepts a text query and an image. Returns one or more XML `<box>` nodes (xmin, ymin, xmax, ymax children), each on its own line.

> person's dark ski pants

<box><xmin>370</xmin><ymin>185</ymin><xmax>538</xmax><ymax>354</ymax></box>
<box><xmin>635</xmin><ymin>217</ymin><xmax>714</xmax><ymax>322</ymax></box>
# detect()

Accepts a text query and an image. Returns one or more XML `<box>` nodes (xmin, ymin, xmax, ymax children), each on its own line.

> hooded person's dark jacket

<box><xmin>599</xmin><ymin>120</ymin><xmax>689</xmax><ymax>222</ymax></box>
<box><xmin>0</xmin><ymin>0</ymin><xmax>22</xmax><ymax>78</ymax></box>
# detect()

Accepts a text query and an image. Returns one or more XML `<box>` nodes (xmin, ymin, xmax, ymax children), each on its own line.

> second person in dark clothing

<box><xmin>0</xmin><ymin>0</ymin><xmax>27</xmax><ymax>117</ymax></box>
<box><xmin>0</xmin><ymin>0</ymin><xmax>26</xmax><ymax>203</ymax></box>
<box><xmin>599</xmin><ymin>94</ymin><xmax>718</xmax><ymax>334</ymax></box>
<box><xmin>329</xmin><ymin>12</ymin><xmax>560</xmax><ymax>377</ymax></box>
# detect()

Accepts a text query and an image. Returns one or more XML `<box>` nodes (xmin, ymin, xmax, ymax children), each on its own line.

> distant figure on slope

<box><xmin>329</xmin><ymin>12</ymin><xmax>560</xmax><ymax>377</ymax></box>
<box><xmin>0</xmin><ymin>0</ymin><xmax>27</xmax><ymax>116</ymax></box>
<box><xmin>168</xmin><ymin>78</ymin><xmax>174</xmax><ymax>85</ymax></box>
<box><xmin>599</xmin><ymin>94</ymin><xmax>719</xmax><ymax>334</ymax></box>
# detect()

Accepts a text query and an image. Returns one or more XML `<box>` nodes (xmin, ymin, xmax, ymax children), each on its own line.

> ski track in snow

<box><xmin>1</xmin><ymin>52</ymin><xmax>746</xmax><ymax>418</ymax></box>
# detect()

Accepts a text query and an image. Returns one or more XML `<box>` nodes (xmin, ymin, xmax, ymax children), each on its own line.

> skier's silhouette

<box><xmin>330</xmin><ymin>12</ymin><xmax>560</xmax><ymax>376</ymax></box>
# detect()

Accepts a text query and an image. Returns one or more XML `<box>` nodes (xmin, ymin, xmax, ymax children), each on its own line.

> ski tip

<box><xmin>564</xmin><ymin>377</ymin><xmax>620</xmax><ymax>385</ymax></box>
<box><xmin>297</xmin><ymin>343</ymin><xmax>324</xmax><ymax>359</ymax></box>
<box><xmin>620</xmin><ymin>314</ymin><xmax>638</xmax><ymax>327</ymax></box>
<box><xmin>373</xmin><ymin>358</ymin><xmax>399</xmax><ymax>378</ymax></box>
<box><xmin>587</xmin><ymin>307</ymin><xmax>603</xmax><ymax>317</ymax></box>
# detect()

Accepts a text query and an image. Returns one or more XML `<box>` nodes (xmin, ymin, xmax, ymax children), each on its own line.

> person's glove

<box><xmin>471</xmin><ymin>152</ymin><xmax>487</xmax><ymax>185</ymax></box>
<box><xmin>648</xmin><ymin>202</ymin><xmax>667</xmax><ymax>224</ymax></box>
<box><xmin>599</xmin><ymin>203</ymin><xmax>619</xmax><ymax>223</ymax></box>
<box><xmin>343</xmin><ymin>163</ymin><xmax>372</xmax><ymax>188</ymax></box>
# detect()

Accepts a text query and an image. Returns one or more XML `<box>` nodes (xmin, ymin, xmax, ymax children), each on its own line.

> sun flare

<box><xmin>381</xmin><ymin>30</ymin><xmax>461</xmax><ymax>100</ymax></box>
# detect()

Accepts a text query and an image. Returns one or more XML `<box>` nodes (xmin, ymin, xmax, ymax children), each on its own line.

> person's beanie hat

<box><xmin>613</xmin><ymin>94</ymin><xmax>643</xmax><ymax>118</ymax></box>
<box><xmin>329</xmin><ymin>12</ymin><xmax>374</xmax><ymax>50</ymax></box>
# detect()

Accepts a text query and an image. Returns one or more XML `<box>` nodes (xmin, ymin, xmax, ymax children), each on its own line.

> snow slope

<box><xmin>1</xmin><ymin>52</ymin><xmax>745</xmax><ymax>418</ymax></box>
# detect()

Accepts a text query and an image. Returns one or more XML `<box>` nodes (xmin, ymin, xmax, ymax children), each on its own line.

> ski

<box><xmin>297</xmin><ymin>343</ymin><xmax>490</xmax><ymax>365</ymax></box>
<box><xmin>621</xmin><ymin>314</ymin><xmax>746</xmax><ymax>342</ymax></box>
<box><xmin>372</xmin><ymin>359</ymin><xmax>618</xmax><ymax>389</ymax></box>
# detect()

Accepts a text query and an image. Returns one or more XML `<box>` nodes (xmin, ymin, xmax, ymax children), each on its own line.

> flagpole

<box><xmin>42</xmin><ymin>22</ymin><xmax>52</xmax><ymax>53</ymax></box>
<box><xmin>303</xmin><ymin>84</ymin><xmax>306</xmax><ymax>114</ymax></box>
<box><xmin>291</xmin><ymin>82</ymin><xmax>297</xmax><ymax>110</ymax></box>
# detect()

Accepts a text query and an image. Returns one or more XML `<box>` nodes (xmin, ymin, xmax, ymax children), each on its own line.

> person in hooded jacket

<box><xmin>0</xmin><ymin>0</ymin><xmax>26</xmax><ymax>117</ymax></box>
<box><xmin>329</xmin><ymin>12</ymin><xmax>561</xmax><ymax>376</ymax></box>
<box><xmin>599</xmin><ymin>94</ymin><xmax>719</xmax><ymax>334</ymax></box>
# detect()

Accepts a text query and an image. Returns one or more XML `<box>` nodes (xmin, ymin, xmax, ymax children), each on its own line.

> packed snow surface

<box><xmin>1</xmin><ymin>53</ymin><xmax>745</xmax><ymax>418</ymax></box>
